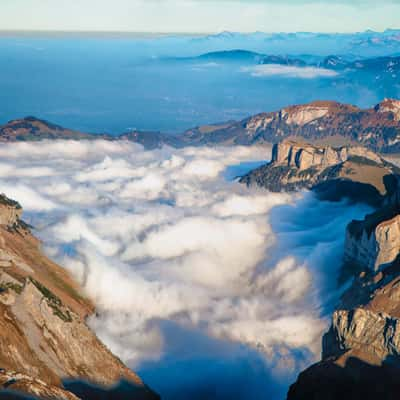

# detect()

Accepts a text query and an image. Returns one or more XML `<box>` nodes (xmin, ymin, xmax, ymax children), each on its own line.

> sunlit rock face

<box><xmin>240</xmin><ymin>140</ymin><xmax>397</xmax><ymax>207</ymax></box>
<box><xmin>375</xmin><ymin>99</ymin><xmax>400</xmax><ymax>121</ymax></box>
<box><xmin>0</xmin><ymin>370</ymin><xmax>80</xmax><ymax>400</ymax></box>
<box><xmin>0</xmin><ymin>194</ymin><xmax>22</xmax><ymax>227</ymax></box>
<box><xmin>271</xmin><ymin>140</ymin><xmax>382</xmax><ymax>171</ymax></box>
<box><xmin>288</xmin><ymin>184</ymin><xmax>400</xmax><ymax>400</ymax></box>
<box><xmin>183</xmin><ymin>100</ymin><xmax>400</xmax><ymax>153</ymax></box>
<box><xmin>281</xmin><ymin>104</ymin><xmax>331</xmax><ymax>126</ymax></box>
<box><xmin>345</xmin><ymin>213</ymin><xmax>400</xmax><ymax>272</ymax></box>
<box><xmin>323</xmin><ymin>308</ymin><xmax>400</xmax><ymax>361</ymax></box>
<box><xmin>0</xmin><ymin>193</ymin><xmax>158</xmax><ymax>400</ymax></box>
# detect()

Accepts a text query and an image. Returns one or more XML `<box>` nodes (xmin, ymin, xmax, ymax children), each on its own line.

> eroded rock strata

<box><xmin>182</xmin><ymin>99</ymin><xmax>400</xmax><ymax>152</ymax></box>
<box><xmin>0</xmin><ymin>194</ymin><xmax>158</xmax><ymax>400</ymax></box>
<box><xmin>240</xmin><ymin>140</ymin><xmax>399</xmax><ymax>206</ymax></box>
<box><xmin>240</xmin><ymin>141</ymin><xmax>400</xmax><ymax>398</ymax></box>
<box><xmin>288</xmin><ymin>183</ymin><xmax>400</xmax><ymax>399</ymax></box>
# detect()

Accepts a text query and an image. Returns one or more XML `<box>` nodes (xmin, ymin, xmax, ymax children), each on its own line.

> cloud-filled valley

<box><xmin>0</xmin><ymin>140</ymin><xmax>371</xmax><ymax>399</ymax></box>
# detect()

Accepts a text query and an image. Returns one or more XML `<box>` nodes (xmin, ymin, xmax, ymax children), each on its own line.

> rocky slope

<box><xmin>182</xmin><ymin>99</ymin><xmax>400</xmax><ymax>153</ymax></box>
<box><xmin>240</xmin><ymin>140</ymin><xmax>399</xmax><ymax>206</ymax></box>
<box><xmin>287</xmin><ymin>170</ymin><xmax>400</xmax><ymax>399</ymax></box>
<box><xmin>0</xmin><ymin>194</ymin><xmax>158</xmax><ymax>400</ymax></box>
<box><xmin>237</xmin><ymin>140</ymin><xmax>400</xmax><ymax>398</ymax></box>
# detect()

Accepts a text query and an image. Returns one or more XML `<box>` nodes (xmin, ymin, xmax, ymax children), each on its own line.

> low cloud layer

<box><xmin>241</xmin><ymin>65</ymin><xmax>339</xmax><ymax>79</ymax></box>
<box><xmin>0</xmin><ymin>140</ymin><xmax>370</xmax><ymax>399</ymax></box>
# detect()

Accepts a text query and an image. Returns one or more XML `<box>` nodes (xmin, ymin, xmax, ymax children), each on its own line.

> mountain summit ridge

<box><xmin>2</xmin><ymin>98</ymin><xmax>400</xmax><ymax>152</ymax></box>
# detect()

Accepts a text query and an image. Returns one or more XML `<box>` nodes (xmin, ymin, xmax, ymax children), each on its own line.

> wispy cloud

<box><xmin>241</xmin><ymin>64</ymin><xmax>339</xmax><ymax>79</ymax></box>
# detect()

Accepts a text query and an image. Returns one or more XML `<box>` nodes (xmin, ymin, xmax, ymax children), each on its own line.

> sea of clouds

<box><xmin>0</xmin><ymin>140</ymin><xmax>371</xmax><ymax>399</ymax></box>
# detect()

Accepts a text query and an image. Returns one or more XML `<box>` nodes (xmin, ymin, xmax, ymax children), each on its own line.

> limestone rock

<box><xmin>345</xmin><ymin>212</ymin><xmax>400</xmax><ymax>272</ymax></box>
<box><xmin>324</xmin><ymin>308</ymin><xmax>400</xmax><ymax>361</ymax></box>
<box><xmin>0</xmin><ymin>194</ymin><xmax>159</xmax><ymax>400</ymax></box>
<box><xmin>181</xmin><ymin>99</ymin><xmax>400</xmax><ymax>153</ymax></box>
<box><xmin>240</xmin><ymin>140</ymin><xmax>396</xmax><ymax>205</ymax></box>
<box><xmin>0</xmin><ymin>370</ymin><xmax>80</xmax><ymax>400</ymax></box>
<box><xmin>375</xmin><ymin>98</ymin><xmax>400</xmax><ymax>121</ymax></box>
<box><xmin>0</xmin><ymin>195</ymin><xmax>22</xmax><ymax>227</ymax></box>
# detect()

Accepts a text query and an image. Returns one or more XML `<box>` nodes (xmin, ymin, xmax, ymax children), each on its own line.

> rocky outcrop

<box><xmin>323</xmin><ymin>308</ymin><xmax>400</xmax><ymax>361</ymax></box>
<box><xmin>271</xmin><ymin>140</ymin><xmax>382</xmax><ymax>170</ymax></box>
<box><xmin>280</xmin><ymin>103</ymin><xmax>332</xmax><ymax>127</ymax></box>
<box><xmin>375</xmin><ymin>98</ymin><xmax>400</xmax><ymax>121</ymax></box>
<box><xmin>0</xmin><ymin>194</ymin><xmax>158</xmax><ymax>400</ymax></box>
<box><xmin>345</xmin><ymin>211</ymin><xmax>400</xmax><ymax>272</ymax></box>
<box><xmin>240</xmin><ymin>140</ymin><xmax>398</xmax><ymax>206</ymax></box>
<box><xmin>181</xmin><ymin>99</ymin><xmax>400</xmax><ymax>153</ymax></box>
<box><xmin>288</xmin><ymin>193</ymin><xmax>400</xmax><ymax>399</ymax></box>
<box><xmin>0</xmin><ymin>370</ymin><xmax>80</xmax><ymax>400</ymax></box>
<box><xmin>0</xmin><ymin>195</ymin><xmax>22</xmax><ymax>227</ymax></box>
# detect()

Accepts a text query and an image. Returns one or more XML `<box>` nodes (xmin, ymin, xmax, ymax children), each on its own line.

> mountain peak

<box><xmin>375</xmin><ymin>98</ymin><xmax>400</xmax><ymax>120</ymax></box>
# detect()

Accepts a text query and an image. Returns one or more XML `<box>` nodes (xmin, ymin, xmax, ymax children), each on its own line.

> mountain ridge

<box><xmin>3</xmin><ymin>98</ymin><xmax>400</xmax><ymax>153</ymax></box>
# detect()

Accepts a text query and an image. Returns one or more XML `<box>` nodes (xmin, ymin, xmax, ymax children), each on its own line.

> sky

<box><xmin>0</xmin><ymin>0</ymin><xmax>399</xmax><ymax>33</ymax></box>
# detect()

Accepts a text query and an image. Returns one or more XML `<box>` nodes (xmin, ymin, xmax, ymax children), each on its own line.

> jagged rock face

<box><xmin>281</xmin><ymin>104</ymin><xmax>332</xmax><ymax>126</ymax></box>
<box><xmin>288</xmin><ymin>193</ymin><xmax>400</xmax><ymax>399</ymax></box>
<box><xmin>323</xmin><ymin>308</ymin><xmax>400</xmax><ymax>362</ymax></box>
<box><xmin>182</xmin><ymin>100</ymin><xmax>400</xmax><ymax>152</ymax></box>
<box><xmin>0</xmin><ymin>194</ymin><xmax>158</xmax><ymax>400</ymax></box>
<box><xmin>0</xmin><ymin>195</ymin><xmax>22</xmax><ymax>227</ymax></box>
<box><xmin>0</xmin><ymin>370</ymin><xmax>80</xmax><ymax>400</ymax></box>
<box><xmin>240</xmin><ymin>140</ymin><xmax>397</xmax><ymax>206</ymax></box>
<box><xmin>345</xmin><ymin>213</ymin><xmax>400</xmax><ymax>272</ymax></box>
<box><xmin>375</xmin><ymin>99</ymin><xmax>400</xmax><ymax>122</ymax></box>
<box><xmin>271</xmin><ymin>140</ymin><xmax>382</xmax><ymax>170</ymax></box>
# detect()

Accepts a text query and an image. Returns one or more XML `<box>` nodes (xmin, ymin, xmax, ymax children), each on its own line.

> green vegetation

<box><xmin>0</xmin><ymin>282</ymin><xmax>23</xmax><ymax>295</ymax></box>
<box><xmin>29</xmin><ymin>277</ymin><xmax>73</xmax><ymax>323</ymax></box>
<box><xmin>0</xmin><ymin>194</ymin><xmax>22</xmax><ymax>209</ymax></box>
<box><xmin>347</xmin><ymin>155</ymin><xmax>381</xmax><ymax>167</ymax></box>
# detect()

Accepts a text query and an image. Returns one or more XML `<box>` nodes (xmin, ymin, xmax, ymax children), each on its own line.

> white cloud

<box><xmin>0</xmin><ymin>140</ymin><xmax>371</xmax><ymax>398</ymax></box>
<box><xmin>241</xmin><ymin>64</ymin><xmax>339</xmax><ymax>79</ymax></box>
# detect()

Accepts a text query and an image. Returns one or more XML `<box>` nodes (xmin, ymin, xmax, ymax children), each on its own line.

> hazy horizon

<box><xmin>2</xmin><ymin>0</ymin><xmax>400</xmax><ymax>33</ymax></box>
<box><xmin>0</xmin><ymin>27</ymin><xmax>399</xmax><ymax>36</ymax></box>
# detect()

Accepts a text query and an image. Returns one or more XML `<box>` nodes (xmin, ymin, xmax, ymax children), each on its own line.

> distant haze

<box><xmin>1</xmin><ymin>0</ymin><xmax>400</xmax><ymax>33</ymax></box>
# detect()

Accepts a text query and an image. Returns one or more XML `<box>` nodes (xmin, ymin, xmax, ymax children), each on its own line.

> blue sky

<box><xmin>1</xmin><ymin>0</ymin><xmax>399</xmax><ymax>33</ymax></box>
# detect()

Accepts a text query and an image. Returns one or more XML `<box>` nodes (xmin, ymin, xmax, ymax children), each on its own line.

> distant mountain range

<box><xmin>179</xmin><ymin>49</ymin><xmax>400</xmax><ymax>71</ymax></box>
<box><xmin>184</xmin><ymin>29</ymin><xmax>400</xmax><ymax>58</ymax></box>
<box><xmin>174</xmin><ymin>51</ymin><xmax>400</xmax><ymax>91</ymax></box>
<box><xmin>2</xmin><ymin>98</ymin><xmax>400</xmax><ymax>153</ymax></box>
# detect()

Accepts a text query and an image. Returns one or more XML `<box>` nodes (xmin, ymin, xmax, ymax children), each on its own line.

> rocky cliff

<box><xmin>240</xmin><ymin>140</ymin><xmax>398</xmax><ymax>206</ymax></box>
<box><xmin>238</xmin><ymin>141</ymin><xmax>400</xmax><ymax>398</ymax></box>
<box><xmin>0</xmin><ymin>194</ymin><xmax>158</xmax><ymax>400</ymax></box>
<box><xmin>288</xmin><ymin>194</ymin><xmax>400</xmax><ymax>399</ymax></box>
<box><xmin>182</xmin><ymin>99</ymin><xmax>400</xmax><ymax>153</ymax></box>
